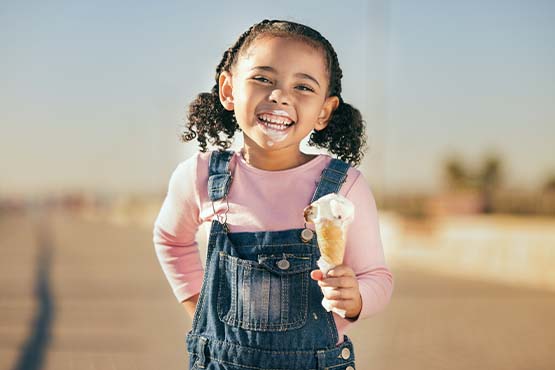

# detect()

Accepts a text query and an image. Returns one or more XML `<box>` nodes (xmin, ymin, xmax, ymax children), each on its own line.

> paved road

<box><xmin>1</xmin><ymin>209</ymin><xmax>554</xmax><ymax>370</ymax></box>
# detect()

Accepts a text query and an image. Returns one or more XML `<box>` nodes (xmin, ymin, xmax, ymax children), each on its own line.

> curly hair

<box><xmin>181</xmin><ymin>19</ymin><xmax>367</xmax><ymax>166</ymax></box>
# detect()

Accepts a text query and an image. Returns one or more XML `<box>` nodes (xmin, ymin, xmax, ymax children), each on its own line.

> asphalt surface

<box><xmin>1</xmin><ymin>209</ymin><xmax>554</xmax><ymax>370</ymax></box>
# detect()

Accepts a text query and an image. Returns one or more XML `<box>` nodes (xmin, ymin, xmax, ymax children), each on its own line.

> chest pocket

<box><xmin>217</xmin><ymin>251</ymin><xmax>312</xmax><ymax>332</ymax></box>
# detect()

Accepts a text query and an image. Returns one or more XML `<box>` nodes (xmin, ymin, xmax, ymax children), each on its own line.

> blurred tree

<box><xmin>479</xmin><ymin>155</ymin><xmax>503</xmax><ymax>187</ymax></box>
<box><xmin>443</xmin><ymin>156</ymin><xmax>470</xmax><ymax>190</ymax></box>
<box><xmin>543</xmin><ymin>173</ymin><xmax>555</xmax><ymax>192</ymax></box>
<box><xmin>442</xmin><ymin>153</ymin><xmax>504</xmax><ymax>214</ymax></box>
<box><xmin>477</xmin><ymin>154</ymin><xmax>504</xmax><ymax>213</ymax></box>
<box><xmin>540</xmin><ymin>173</ymin><xmax>555</xmax><ymax>216</ymax></box>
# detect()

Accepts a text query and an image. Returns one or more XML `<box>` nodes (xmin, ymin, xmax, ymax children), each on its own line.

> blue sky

<box><xmin>1</xmin><ymin>0</ymin><xmax>553</xmax><ymax>196</ymax></box>
<box><xmin>386</xmin><ymin>0</ymin><xmax>555</xmax><ymax>193</ymax></box>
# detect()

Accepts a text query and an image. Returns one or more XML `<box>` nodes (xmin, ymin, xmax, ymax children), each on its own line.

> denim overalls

<box><xmin>186</xmin><ymin>150</ymin><xmax>356</xmax><ymax>370</ymax></box>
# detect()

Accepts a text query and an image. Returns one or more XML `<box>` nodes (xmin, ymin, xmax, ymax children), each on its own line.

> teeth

<box><xmin>258</xmin><ymin>113</ymin><xmax>293</xmax><ymax>126</ymax></box>
<box><xmin>267</xmin><ymin>122</ymin><xmax>285</xmax><ymax>130</ymax></box>
<box><xmin>260</xmin><ymin>120</ymin><xmax>287</xmax><ymax>130</ymax></box>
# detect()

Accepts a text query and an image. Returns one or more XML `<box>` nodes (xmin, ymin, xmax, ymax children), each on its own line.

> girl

<box><xmin>153</xmin><ymin>19</ymin><xmax>393</xmax><ymax>370</ymax></box>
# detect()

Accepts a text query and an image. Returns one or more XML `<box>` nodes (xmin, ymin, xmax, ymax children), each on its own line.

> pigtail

<box><xmin>180</xmin><ymin>24</ymin><xmax>261</xmax><ymax>151</ymax></box>
<box><xmin>180</xmin><ymin>46</ymin><xmax>242</xmax><ymax>152</ymax></box>
<box><xmin>182</xmin><ymin>85</ymin><xmax>238</xmax><ymax>152</ymax></box>
<box><xmin>309</xmin><ymin>99</ymin><xmax>366</xmax><ymax>166</ymax></box>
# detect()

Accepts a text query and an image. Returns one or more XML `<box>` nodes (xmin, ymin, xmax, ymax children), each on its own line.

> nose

<box><xmin>268</xmin><ymin>88</ymin><xmax>289</xmax><ymax>105</ymax></box>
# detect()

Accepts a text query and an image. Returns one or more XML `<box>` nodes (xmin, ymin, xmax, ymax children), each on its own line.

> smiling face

<box><xmin>218</xmin><ymin>36</ymin><xmax>339</xmax><ymax>159</ymax></box>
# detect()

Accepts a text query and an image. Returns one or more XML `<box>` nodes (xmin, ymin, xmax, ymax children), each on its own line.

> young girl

<box><xmin>153</xmin><ymin>19</ymin><xmax>393</xmax><ymax>370</ymax></box>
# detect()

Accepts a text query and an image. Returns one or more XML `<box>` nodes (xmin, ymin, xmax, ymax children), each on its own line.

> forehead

<box><xmin>234</xmin><ymin>36</ymin><xmax>329</xmax><ymax>79</ymax></box>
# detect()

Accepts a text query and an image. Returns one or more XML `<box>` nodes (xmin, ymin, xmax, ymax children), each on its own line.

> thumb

<box><xmin>310</xmin><ymin>269</ymin><xmax>324</xmax><ymax>281</ymax></box>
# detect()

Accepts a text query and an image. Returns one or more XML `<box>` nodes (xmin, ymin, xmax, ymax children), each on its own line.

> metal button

<box><xmin>346</xmin><ymin>366</ymin><xmax>354</xmax><ymax>370</ymax></box>
<box><xmin>277</xmin><ymin>259</ymin><xmax>290</xmax><ymax>270</ymax></box>
<box><xmin>341</xmin><ymin>347</ymin><xmax>351</xmax><ymax>360</ymax></box>
<box><xmin>301</xmin><ymin>228</ymin><xmax>314</xmax><ymax>242</ymax></box>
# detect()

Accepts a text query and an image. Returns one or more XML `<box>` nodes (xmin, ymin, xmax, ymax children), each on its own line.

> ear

<box><xmin>218</xmin><ymin>71</ymin><xmax>235</xmax><ymax>111</ymax></box>
<box><xmin>315</xmin><ymin>96</ymin><xmax>340</xmax><ymax>131</ymax></box>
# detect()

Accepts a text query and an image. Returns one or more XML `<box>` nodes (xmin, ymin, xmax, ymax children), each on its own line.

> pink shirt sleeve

<box><xmin>341</xmin><ymin>171</ymin><xmax>394</xmax><ymax>322</ymax></box>
<box><xmin>152</xmin><ymin>154</ymin><xmax>204</xmax><ymax>303</ymax></box>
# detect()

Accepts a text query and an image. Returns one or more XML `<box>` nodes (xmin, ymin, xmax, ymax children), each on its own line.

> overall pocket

<box><xmin>217</xmin><ymin>251</ymin><xmax>312</xmax><ymax>331</ymax></box>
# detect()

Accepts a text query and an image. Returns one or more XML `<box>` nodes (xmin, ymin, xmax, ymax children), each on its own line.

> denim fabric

<box><xmin>207</xmin><ymin>150</ymin><xmax>234</xmax><ymax>201</ymax></box>
<box><xmin>310</xmin><ymin>160</ymin><xmax>349</xmax><ymax>203</ymax></box>
<box><xmin>187</xmin><ymin>150</ymin><xmax>356</xmax><ymax>369</ymax></box>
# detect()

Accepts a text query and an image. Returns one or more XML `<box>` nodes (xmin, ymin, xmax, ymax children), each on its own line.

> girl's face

<box><xmin>219</xmin><ymin>36</ymin><xmax>339</xmax><ymax>155</ymax></box>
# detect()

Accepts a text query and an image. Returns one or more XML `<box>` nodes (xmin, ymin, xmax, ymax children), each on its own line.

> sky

<box><xmin>1</xmin><ymin>0</ymin><xmax>554</xmax><ymax>197</ymax></box>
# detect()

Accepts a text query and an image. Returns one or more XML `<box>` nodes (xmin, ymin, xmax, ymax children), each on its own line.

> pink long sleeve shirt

<box><xmin>153</xmin><ymin>150</ymin><xmax>394</xmax><ymax>343</ymax></box>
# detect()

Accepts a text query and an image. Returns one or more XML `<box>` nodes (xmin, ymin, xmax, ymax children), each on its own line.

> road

<box><xmin>1</xmin><ymin>209</ymin><xmax>554</xmax><ymax>370</ymax></box>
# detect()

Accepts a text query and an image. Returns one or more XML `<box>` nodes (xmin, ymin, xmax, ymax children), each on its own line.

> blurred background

<box><xmin>1</xmin><ymin>0</ymin><xmax>554</xmax><ymax>369</ymax></box>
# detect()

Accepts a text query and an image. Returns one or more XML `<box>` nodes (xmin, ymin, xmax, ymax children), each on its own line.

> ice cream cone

<box><xmin>314</xmin><ymin>219</ymin><xmax>346</xmax><ymax>267</ymax></box>
<box><xmin>303</xmin><ymin>193</ymin><xmax>354</xmax><ymax>274</ymax></box>
<box><xmin>304</xmin><ymin>193</ymin><xmax>354</xmax><ymax>318</ymax></box>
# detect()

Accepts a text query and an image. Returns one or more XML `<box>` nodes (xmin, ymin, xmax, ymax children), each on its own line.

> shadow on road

<box><xmin>12</xmin><ymin>216</ymin><xmax>55</xmax><ymax>370</ymax></box>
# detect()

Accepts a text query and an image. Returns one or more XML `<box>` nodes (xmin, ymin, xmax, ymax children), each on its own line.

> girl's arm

<box><xmin>153</xmin><ymin>155</ymin><xmax>205</xmax><ymax>311</ymax></box>
<box><xmin>341</xmin><ymin>171</ymin><xmax>394</xmax><ymax>320</ymax></box>
<box><xmin>310</xmin><ymin>170</ymin><xmax>393</xmax><ymax>321</ymax></box>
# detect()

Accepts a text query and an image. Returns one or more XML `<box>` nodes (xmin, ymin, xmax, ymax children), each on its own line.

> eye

<box><xmin>296</xmin><ymin>85</ymin><xmax>315</xmax><ymax>92</ymax></box>
<box><xmin>252</xmin><ymin>76</ymin><xmax>271</xmax><ymax>83</ymax></box>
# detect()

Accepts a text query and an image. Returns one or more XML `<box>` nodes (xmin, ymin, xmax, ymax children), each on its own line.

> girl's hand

<box><xmin>181</xmin><ymin>293</ymin><xmax>199</xmax><ymax>319</ymax></box>
<box><xmin>310</xmin><ymin>265</ymin><xmax>362</xmax><ymax>320</ymax></box>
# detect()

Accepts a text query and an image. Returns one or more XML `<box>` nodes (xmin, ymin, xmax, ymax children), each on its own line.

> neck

<box><xmin>240</xmin><ymin>140</ymin><xmax>315</xmax><ymax>171</ymax></box>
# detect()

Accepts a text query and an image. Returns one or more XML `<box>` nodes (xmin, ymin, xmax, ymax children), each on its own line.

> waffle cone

<box><xmin>315</xmin><ymin>219</ymin><xmax>346</xmax><ymax>266</ymax></box>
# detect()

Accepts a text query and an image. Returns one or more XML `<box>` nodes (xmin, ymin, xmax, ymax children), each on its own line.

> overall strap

<box><xmin>207</xmin><ymin>150</ymin><xmax>234</xmax><ymax>201</ymax></box>
<box><xmin>310</xmin><ymin>158</ymin><xmax>350</xmax><ymax>203</ymax></box>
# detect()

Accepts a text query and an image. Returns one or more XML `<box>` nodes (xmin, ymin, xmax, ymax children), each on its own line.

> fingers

<box><xmin>312</xmin><ymin>265</ymin><xmax>357</xmax><ymax>288</ymax></box>
<box><xmin>321</xmin><ymin>286</ymin><xmax>359</xmax><ymax>300</ymax></box>
<box><xmin>318</xmin><ymin>266</ymin><xmax>356</xmax><ymax>288</ymax></box>
<box><xmin>321</xmin><ymin>298</ymin><xmax>358</xmax><ymax>310</ymax></box>
<box><xmin>317</xmin><ymin>276</ymin><xmax>356</xmax><ymax>288</ymax></box>
<box><xmin>317</xmin><ymin>266</ymin><xmax>359</xmax><ymax>300</ymax></box>
<box><xmin>312</xmin><ymin>265</ymin><xmax>362</xmax><ymax>319</ymax></box>
<box><xmin>311</xmin><ymin>265</ymin><xmax>355</xmax><ymax>283</ymax></box>
<box><xmin>326</xmin><ymin>265</ymin><xmax>355</xmax><ymax>278</ymax></box>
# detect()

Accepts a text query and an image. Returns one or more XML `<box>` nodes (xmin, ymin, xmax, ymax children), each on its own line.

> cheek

<box><xmin>232</xmin><ymin>97</ymin><xmax>251</xmax><ymax>117</ymax></box>
<box><xmin>235</xmin><ymin>86</ymin><xmax>261</xmax><ymax>105</ymax></box>
<box><xmin>303</xmin><ymin>105</ymin><xmax>324</xmax><ymax>119</ymax></box>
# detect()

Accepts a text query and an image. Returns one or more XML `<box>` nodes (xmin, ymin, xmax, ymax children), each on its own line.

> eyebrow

<box><xmin>250</xmin><ymin>66</ymin><xmax>321</xmax><ymax>88</ymax></box>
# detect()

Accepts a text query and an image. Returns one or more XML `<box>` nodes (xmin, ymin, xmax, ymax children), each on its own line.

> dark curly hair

<box><xmin>181</xmin><ymin>19</ymin><xmax>367</xmax><ymax>166</ymax></box>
